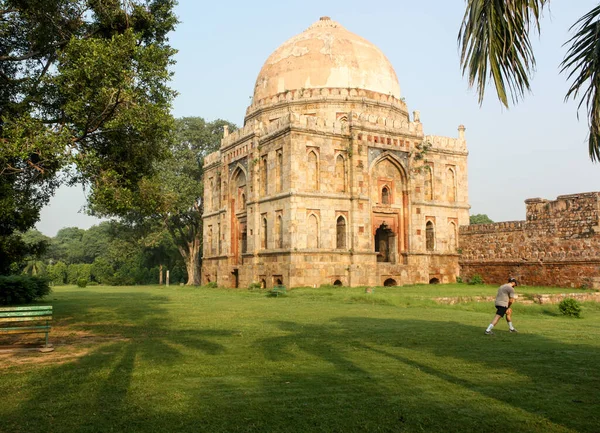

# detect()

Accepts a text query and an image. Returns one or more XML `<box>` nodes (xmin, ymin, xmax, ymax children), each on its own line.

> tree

<box><xmin>470</xmin><ymin>214</ymin><xmax>494</xmax><ymax>225</ymax></box>
<box><xmin>0</xmin><ymin>0</ymin><xmax>178</xmax><ymax>274</ymax></box>
<box><xmin>159</xmin><ymin>118</ymin><xmax>237</xmax><ymax>285</ymax></box>
<box><xmin>48</xmin><ymin>227</ymin><xmax>86</xmax><ymax>264</ymax></box>
<box><xmin>91</xmin><ymin>117</ymin><xmax>238</xmax><ymax>285</ymax></box>
<box><xmin>459</xmin><ymin>1</ymin><xmax>600</xmax><ymax>161</ymax></box>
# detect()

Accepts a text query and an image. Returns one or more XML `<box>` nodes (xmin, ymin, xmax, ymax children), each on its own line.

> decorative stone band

<box><xmin>245</xmin><ymin>87</ymin><xmax>408</xmax><ymax>118</ymax></box>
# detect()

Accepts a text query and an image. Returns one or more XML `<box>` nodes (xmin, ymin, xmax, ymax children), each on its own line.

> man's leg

<box><xmin>506</xmin><ymin>309</ymin><xmax>517</xmax><ymax>332</ymax></box>
<box><xmin>485</xmin><ymin>314</ymin><xmax>502</xmax><ymax>334</ymax></box>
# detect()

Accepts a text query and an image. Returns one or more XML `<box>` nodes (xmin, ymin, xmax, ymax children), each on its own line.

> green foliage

<box><xmin>459</xmin><ymin>0</ymin><xmax>600</xmax><ymax>161</ymax></box>
<box><xmin>0</xmin><ymin>0</ymin><xmax>178</xmax><ymax>268</ymax></box>
<box><xmin>90</xmin><ymin>116</ymin><xmax>237</xmax><ymax>285</ymax></box>
<box><xmin>456</xmin><ymin>276</ymin><xmax>464</xmax><ymax>284</ymax></box>
<box><xmin>204</xmin><ymin>282</ymin><xmax>218</xmax><ymax>289</ymax></box>
<box><xmin>248</xmin><ymin>282</ymin><xmax>262</xmax><ymax>290</ymax></box>
<box><xmin>67</xmin><ymin>263</ymin><xmax>92</xmax><ymax>285</ymax></box>
<box><xmin>76</xmin><ymin>278</ymin><xmax>88</xmax><ymax>288</ymax></box>
<box><xmin>268</xmin><ymin>286</ymin><xmax>287</xmax><ymax>297</ymax></box>
<box><xmin>468</xmin><ymin>274</ymin><xmax>484</xmax><ymax>285</ymax></box>
<box><xmin>91</xmin><ymin>257</ymin><xmax>115</xmax><ymax>285</ymax></box>
<box><xmin>559</xmin><ymin>298</ymin><xmax>582</xmax><ymax>318</ymax></box>
<box><xmin>0</xmin><ymin>275</ymin><xmax>51</xmax><ymax>305</ymax></box>
<box><xmin>469</xmin><ymin>214</ymin><xmax>494</xmax><ymax>225</ymax></box>
<box><xmin>47</xmin><ymin>261</ymin><xmax>68</xmax><ymax>285</ymax></box>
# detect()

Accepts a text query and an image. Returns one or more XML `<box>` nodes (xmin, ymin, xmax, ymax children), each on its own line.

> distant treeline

<box><xmin>18</xmin><ymin>222</ymin><xmax>186</xmax><ymax>286</ymax></box>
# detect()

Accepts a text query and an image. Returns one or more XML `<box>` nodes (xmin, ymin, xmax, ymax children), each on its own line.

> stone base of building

<box><xmin>202</xmin><ymin>252</ymin><xmax>460</xmax><ymax>288</ymax></box>
<box><xmin>460</xmin><ymin>261</ymin><xmax>600</xmax><ymax>289</ymax></box>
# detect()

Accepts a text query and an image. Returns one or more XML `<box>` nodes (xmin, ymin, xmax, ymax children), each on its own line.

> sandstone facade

<box><xmin>202</xmin><ymin>17</ymin><xmax>469</xmax><ymax>288</ymax></box>
<box><xmin>459</xmin><ymin>192</ymin><xmax>600</xmax><ymax>289</ymax></box>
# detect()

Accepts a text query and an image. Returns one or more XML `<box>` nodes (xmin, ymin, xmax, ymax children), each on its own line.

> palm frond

<box><xmin>458</xmin><ymin>0</ymin><xmax>548</xmax><ymax>107</ymax></box>
<box><xmin>561</xmin><ymin>5</ymin><xmax>600</xmax><ymax>162</ymax></box>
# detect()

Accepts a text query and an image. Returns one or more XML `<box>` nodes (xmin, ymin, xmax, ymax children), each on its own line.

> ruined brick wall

<box><xmin>459</xmin><ymin>192</ymin><xmax>600</xmax><ymax>288</ymax></box>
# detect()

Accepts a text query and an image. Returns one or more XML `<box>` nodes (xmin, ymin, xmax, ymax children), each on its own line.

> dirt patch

<box><xmin>0</xmin><ymin>329</ymin><xmax>129</xmax><ymax>369</ymax></box>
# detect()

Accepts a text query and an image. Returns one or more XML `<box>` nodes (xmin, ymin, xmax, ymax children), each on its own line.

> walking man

<box><xmin>485</xmin><ymin>278</ymin><xmax>519</xmax><ymax>335</ymax></box>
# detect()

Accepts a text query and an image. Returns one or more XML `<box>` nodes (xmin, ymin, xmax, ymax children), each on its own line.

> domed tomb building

<box><xmin>202</xmin><ymin>17</ymin><xmax>469</xmax><ymax>288</ymax></box>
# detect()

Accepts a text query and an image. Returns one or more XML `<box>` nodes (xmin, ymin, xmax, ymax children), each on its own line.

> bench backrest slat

<box><xmin>0</xmin><ymin>310</ymin><xmax>52</xmax><ymax>318</ymax></box>
<box><xmin>0</xmin><ymin>306</ymin><xmax>52</xmax><ymax>312</ymax></box>
<box><xmin>0</xmin><ymin>315</ymin><xmax>52</xmax><ymax>323</ymax></box>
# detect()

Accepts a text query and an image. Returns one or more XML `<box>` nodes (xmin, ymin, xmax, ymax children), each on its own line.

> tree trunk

<box><xmin>181</xmin><ymin>235</ymin><xmax>201</xmax><ymax>286</ymax></box>
<box><xmin>159</xmin><ymin>264</ymin><xmax>163</xmax><ymax>285</ymax></box>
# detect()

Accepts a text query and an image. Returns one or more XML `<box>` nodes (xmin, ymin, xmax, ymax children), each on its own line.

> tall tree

<box><xmin>157</xmin><ymin>118</ymin><xmax>236</xmax><ymax>285</ymax></box>
<box><xmin>458</xmin><ymin>1</ymin><xmax>600</xmax><ymax>161</ymax></box>
<box><xmin>0</xmin><ymin>0</ymin><xmax>178</xmax><ymax>273</ymax></box>
<box><xmin>89</xmin><ymin>117</ymin><xmax>237</xmax><ymax>285</ymax></box>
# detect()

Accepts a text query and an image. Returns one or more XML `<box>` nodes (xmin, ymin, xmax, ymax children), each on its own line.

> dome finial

<box><xmin>320</xmin><ymin>16</ymin><xmax>331</xmax><ymax>21</ymax></box>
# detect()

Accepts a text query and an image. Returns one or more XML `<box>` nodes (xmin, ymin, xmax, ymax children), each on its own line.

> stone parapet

<box><xmin>459</xmin><ymin>192</ymin><xmax>600</xmax><ymax>288</ymax></box>
<box><xmin>425</xmin><ymin>134</ymin><xmax>467</xmax><ymax>153</ymax></box>
<box><xmin>203</xmin><ymin>151</ymin><xmax>221</xmax><ymax>167</ymax></box>
<box><xmin>246</xmin><ymin>88</ymin><xmax>408</xmax><ymax>118</ymax></box>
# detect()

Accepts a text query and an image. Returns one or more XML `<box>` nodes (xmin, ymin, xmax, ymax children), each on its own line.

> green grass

<box><xmin>1</xmin><ymin>284</ymin><xmax>599</xmax><ymax>433</ymax></box>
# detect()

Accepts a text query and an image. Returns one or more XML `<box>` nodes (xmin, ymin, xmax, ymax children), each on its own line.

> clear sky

<box><xmin>36</xmin><ymin>0</ymin><xmax>600</xmax><ymax>236</ymax></box>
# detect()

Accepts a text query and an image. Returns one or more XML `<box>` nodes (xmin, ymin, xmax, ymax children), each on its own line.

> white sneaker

<box><xmin>485</xmin><ymin>330</ymin><xmax>494</xmax><ymax>335</ymax></box>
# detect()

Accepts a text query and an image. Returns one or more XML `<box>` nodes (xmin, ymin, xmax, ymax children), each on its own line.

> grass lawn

<box><xmin>1</xmin><ymin>284</ymin><xmax>599</xmax><ymax>433</ymax></box>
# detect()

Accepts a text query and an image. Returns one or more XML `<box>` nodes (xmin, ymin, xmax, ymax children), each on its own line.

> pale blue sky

<box><xmin>36</xmin><ymin>0</ymin><xmax>599</xmax><ymax>236</ymax></box>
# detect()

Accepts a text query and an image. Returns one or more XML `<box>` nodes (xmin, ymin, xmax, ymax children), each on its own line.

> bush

<box><xmin>47</xmin><ymin>261</ymin><xmax>67</xmax><ymax>285</ymax></box>
<box><xmin>248</xmin><ymin>282</ymin><xmax>261</xmax><ymax>290</ymax></box>
<box><xmin>77</xmin><ymin>278</ymin><xmax>88</xmax><ymax>288</ymax></box>
<box><xmin>559</xmin><ymin>298</ymin><xmax>582</xmax><ymax>318</ymax></box>
<box><xmin>456</xmin><ymin>276</ymin><xmax>464</xmax><ymax>284</ymax></box>
<box><xmin>468</xmin><ymin>274</ymin><xmax>484</xmax><ymax>285</ymax></box>
<box><xmin>204</xmin><ymin>282</ymin><xmax>218</xmax><ymax>289</ymax></box>
<box><xmin>0</xmin><ymin>275</ymin><xmax>52</xmax><ymax>305</ymax></box>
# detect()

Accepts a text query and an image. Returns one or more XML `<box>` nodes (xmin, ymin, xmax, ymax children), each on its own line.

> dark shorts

<box><xmin>495</xmin><ymin>306</ymin><xmax>509</xmax><ymax>317</ymax></box>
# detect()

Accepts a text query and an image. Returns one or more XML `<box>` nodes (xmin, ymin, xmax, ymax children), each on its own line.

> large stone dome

<box><xmin>253</xmin><ymin>17</ymin><xmax>401</xmax><ymax>103</ymax></box>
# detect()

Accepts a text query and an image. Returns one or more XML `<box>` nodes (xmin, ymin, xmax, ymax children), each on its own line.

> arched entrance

<box><xmin>375</xmin><ymin>223</ymin><xmax>394</xmax><ymax>262</ymax></box>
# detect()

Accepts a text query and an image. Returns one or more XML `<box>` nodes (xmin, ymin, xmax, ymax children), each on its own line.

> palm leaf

<box><xmin>561</xmin><ymin>5</ymin><xmax>600</xmax><ymax>162</ymax></box>
<box><xmin>458</xmin><ymin>0</ymin><xmax>548</xmax><ymax>107</ymax></box>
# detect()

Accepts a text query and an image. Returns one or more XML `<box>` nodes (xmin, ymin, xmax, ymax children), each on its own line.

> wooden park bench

<box><xmin>269</xmin><ymin>286</ymin><xmax>287</xmax><ymax>297</ymax></box>
<box><xmin>0</xmin><ymin>306</ymin><xmax>53</xmax><ymax>351</ymax></box>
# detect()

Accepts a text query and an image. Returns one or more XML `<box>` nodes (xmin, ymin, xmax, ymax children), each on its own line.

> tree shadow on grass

<box><xmin>1</xmin><ymin>303</ymin><xmax>599</xmax><ymax>433</ymax></box>
<box><xmin>0</xmin><ymin>290</ymin><xmax>239</xmax><ymax>432</ymax></box>
<box><xmin>254</xmin><ymin>317</ymin><xmax>599</xmax><ymax>433</ymax></box>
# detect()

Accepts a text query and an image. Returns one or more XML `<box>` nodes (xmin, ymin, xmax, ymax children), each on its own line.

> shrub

<box><xmin>47</xmin><ymin>261</ymin><xmax>67</xmax><ymax>285</ymax></box>
<box><xmin>456</xmin><ymin>276</ymin><xmax>464</xmax><ymax>284</ymax></box>
<box><xmin>248</xmin><ymin>282</ymin><xmax>261</xmax><ymax>290</ymax></box>
<box><xmin>468</xmin><ymin>274</ymin><xmax>484</xmax><ymax>285</ymax></box>
<box><xmin>204</xmin><ymin>282</ymin><xmax>218</xmax><ymax>289</ymax></box>
<box><xmin>559</xmin><ymin>298</ymin><xmax>582</xmax><ymax>318</ymax></box>
<box><xmin>77</xmin><ymin>278</ymin><xmax>88</xmax><ymax>288</ymax></box>
<box><xmin>0</xmin><ymin>275</ymin><xmax>52</xmax><ymax>305</ymax></box>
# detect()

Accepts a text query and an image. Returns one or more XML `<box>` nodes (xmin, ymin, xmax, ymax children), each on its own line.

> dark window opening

<box><xmin>336</xmin><ymin>216</ymin><xmax>346</xmax><ymax>249</ymax></box>
<box><xmin>382</xmin><ymin>186</ymin><xmax>391</xmax><ymax>205</ymax></box>
<box><xmin>375</xmin><ymin>223</ymin><xmax>394</xmax><ymax>262</ymax></box>
<box><xmin>241</xmin><ymin>227</ymin><xmax>247</xmax><ymax>254</ymax></box>
<box><xmin>429</xmin><ymin>278</ymin><xmax>440</xmax><ymax>284</ymax></box>
<box><xmin>384</xmin><ymin>278</ymin><xmax>397</xmax><ymax>287</ymax></box>
<box><xmin>333</xmin><ymin>279</ymin><xmax>343</xmax><ymax>286</ymax></box>
<box><xmin>231</xmin><ymin>270</ymin><xmax>239</xmax><ymax>289</ymax></box>
<box><xmin>426</xmin><ymin>221</ymin><xmax>435</xmax><ymax>251</ymax></box>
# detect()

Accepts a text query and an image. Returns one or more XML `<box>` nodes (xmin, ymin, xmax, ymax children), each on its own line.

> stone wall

<box><xmin>459</xmin><ymin>192</ymin><xmax>600</xmax><ymax>288</ymax></box>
